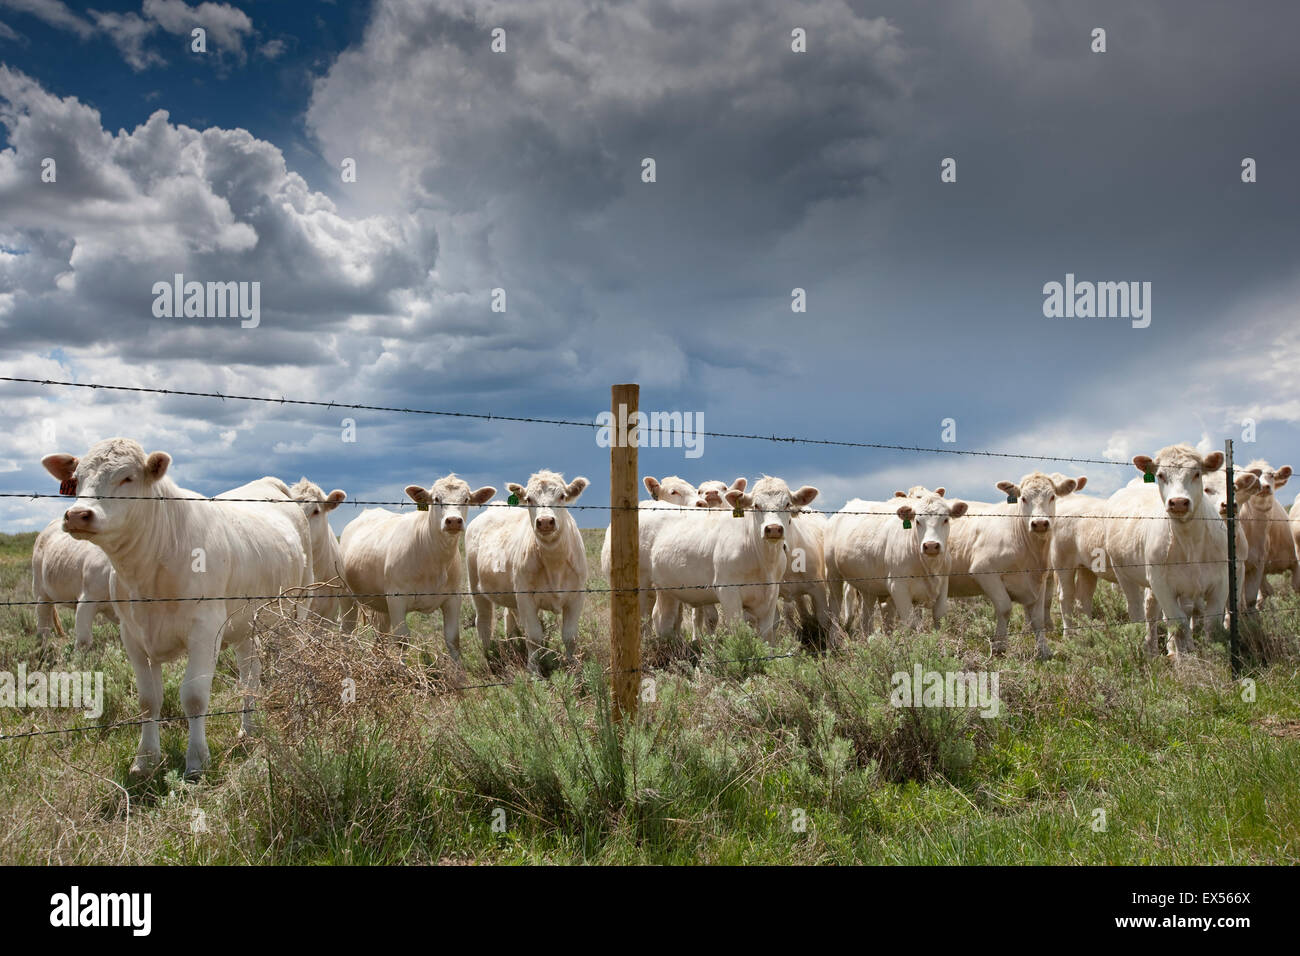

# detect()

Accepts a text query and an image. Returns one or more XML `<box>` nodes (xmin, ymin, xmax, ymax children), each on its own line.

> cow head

<box><xmin>1244</xmin><ymin>460</ymin><xmax>1291</xmax><ymax>506</ymax></box>
<box><xmin>1203</xmin><ymin>470</ymin><xmax>1259</xmax><ymax>519</ymax></box>
<box><xmin>896</xmin><ymin>493</ymin><xmax>968</xmax><ymax>558</ymax></box>
<box><xmin>699</xmin><ymin>477</ymin><xmax>746</xmax><ymax>509</ymax></box>
<box><xmin>290</xmin><ymin>477</ymin><xmax>347</xmax><ymax>547</ymax></box>
<box><xmin>894</xmin><ymin>485</ymin><xmax>945</xmax><ymax>498</ymax></box>
<box><xmin>644</xmin><ymin>475</ymin><xmax>700</xmax><ymax>507</ymax></box>
<box><xmin>42</xmin><ymin>438</ymin><xmax>172</xmax><ymax>541</ymax></box>
<box><xmin>1133</xmin><ymin>445</ymin><xmax>1222</xmax><ymax>521</ymax></box>
<box><xmin>406</xmin><ymin>474</ymin><xmax>495</xmax><ymax>535</ymax></box>
<box><xmin>997</xmin><ymin>471</ymin><xmax>1079</xmax><ymax>535</ymax></box>
<box><xmin>507</xmin><ymin>470</ymin><xmax>588</xmax><ymax>541</ymax></box>
<box><xmin>726</xmin><ymin>475</ymin><xmax>818</xmax><ymax>542</ymax></box>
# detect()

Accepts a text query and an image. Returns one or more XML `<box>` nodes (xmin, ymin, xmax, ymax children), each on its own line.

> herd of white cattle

<box><xmin>23</xmin><ymin>437</ymin><xmax>1300</xmax><ymax>778</ymax></box>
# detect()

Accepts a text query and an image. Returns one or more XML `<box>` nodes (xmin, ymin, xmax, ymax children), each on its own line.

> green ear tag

<box><xmin>508</xmin><ymin>493</ymin><xmax>520</xmax><ymax>506</ymax></box>
<box><xmin>902</xmin><ymin>519</ymin><xmax>912</xmax><ymax>529</ymax></box>
<box><xmin>732</xmin><ymin>504</ymin><xmax>744</xmax><ymax>517</ymax></box>
<box><xmin>1143</xmin><ymin>472</ymin><xmax>1155</xmax><ymax>483</ymax></box>
<box><xmin>1006</xmin><ymin>494</ymin><xmax>1018</xmax><ymax>504</ymax></box>
<box><xmin>417</xmin><ymin>502</ymin><xmax>429</xmax><ymax>512</ymax></box>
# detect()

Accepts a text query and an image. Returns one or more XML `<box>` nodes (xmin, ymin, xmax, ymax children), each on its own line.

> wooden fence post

<box><xmin>609</xmin><ymin>383</ymin><xmax>640</xmax><ymax>721</ymax></box>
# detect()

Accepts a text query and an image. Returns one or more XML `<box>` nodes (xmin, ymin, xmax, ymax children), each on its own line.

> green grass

<box><xmin>1</xmin><ymin>527</ymin><xmax>1298</xmax><ymax>864</ymax></box>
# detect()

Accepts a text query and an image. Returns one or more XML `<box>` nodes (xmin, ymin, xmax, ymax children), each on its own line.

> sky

<box><xmin>1</xmin><ymin>0</ymin><xmax>1298</xmax><ymax>532</ymax></box>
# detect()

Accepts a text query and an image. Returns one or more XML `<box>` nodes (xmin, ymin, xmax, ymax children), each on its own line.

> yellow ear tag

<box><xmin>732</xmin><ymin>503</ymin><xmax>744</xmax><ymax>518</ymax></box>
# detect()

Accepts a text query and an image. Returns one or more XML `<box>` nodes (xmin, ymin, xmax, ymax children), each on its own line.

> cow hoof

<box><xmin>75</xmin><ymin>639</ymin><xmax>92</xmax><ymax>652</ymax></box>
<box><xmin>1037</xmin><ymin>646</ymin><xmax>1054</xmax><ymax>662</ymax></box>
<box><xmin>129</xmin><ymin>756</ymin><xmax>160</xmax><ymax>777</ymax></box>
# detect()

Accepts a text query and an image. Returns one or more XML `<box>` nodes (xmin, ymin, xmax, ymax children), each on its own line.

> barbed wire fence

<box><xmin>0</xmin><ymin>375</ymin><xmax>1293</xmax><ymax>744</ymax></box>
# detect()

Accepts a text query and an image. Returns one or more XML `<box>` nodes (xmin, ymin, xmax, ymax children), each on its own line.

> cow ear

<box><xmin>1274</xmin><ymin>466</ymin><xmax>1292</xmax><ymax>488</ymax></box>
<box><xmin>1235</xmin><ymin>473</ymin><xmax>1259</xmax><ymax>493</ymax></box>
<box><xmin>729</xmin><ymin>477</ymin><xmax>747</xmax><ymax>493</ymax></box>
<box><xmin>643</xmin><ymin>476</ymin><xmax>661</xmax><ymax>499</ymax></box>
<box><xmin>323</xmin><ymin>490</ymin><xmax>346</xmax><ymax>511</ymax></box>
<box><xmin>405</xmin><ymin>485</ymin><xmax>432</xmax><ymax>505</ymax></box>
<box><xmin>1054</xmin><ymin>477</ymin><xmax>1078</xmax><ymax>496</ymax></box>
<box><xmin>934</xmin><ymin>487</ymin><xmax>945</xmax><ymax>497</ymax></box>
<box><xmin>894</xmin><ymin>490</ymin><xmax>906</xmax><ymax>498</ymax></box>
<box><xmin>145</xmin><ymin>451</ymin><xmax>171</xmax><ymax>482</ymax></box>
<box><xmin>507</xmin><ymin>482</ymin><xmax>525</xmax><ymax>498</ymax></box>
<box><xmin>791</xmin><ymin>485</ymin><xmax>819</xmax><ymax>509</ymax></box>
<box><xmin>564</xmin><ymin>477</ymin><xmax>589</xmax><ymax>502</ymax></box>
<box><xmin>470</xmin><ymin>486</ymin><xmax>496</xmax><ymax>505</ymax></box>
<box><xmin>996</xmin><ymin>480</ymin><xmax>1019</xmax><ymax>497</ymax></box>
<box><xmin>948</xmin><ymin>500</ymin><xmax>968</xmax><ymax>519</ymax></box>
<box><xmin>1201</xmin><ymin>451</ymin><xmax>1224</xmax><ymax>471</ymax></box>
<box><xmin>725</xmin><ymin>489</ymin><xmax>751</xmax><ymax>509</ymax></box>
<box><xmin>1072</xmin><ymin>476</ymin><xmax>1087</xmax><ymax>492</ymax></box>
<box><xmin>1132</xmin><ymin>455</ymin><xmax>1154</xmax><ymax>477</ymax></box>
<box><xmin>42</xmin><ymin>454</ymin><xmax>78</xmax><ymax>482</ymax></box>
<box><xmin>896</xmin><ymin>505</ymin><xmax>915</xmax><ymax>522</ymax></box>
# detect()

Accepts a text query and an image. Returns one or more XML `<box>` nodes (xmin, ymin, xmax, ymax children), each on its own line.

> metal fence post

<box><xmin>1225</xmin><ymin>438</ymin><xmax>1241</xmax><ymax>678</ymax></box>
<box><xmin>609</xmin><ymin>383</ymin><xmax>640</xmax><ymax>722</ymax></box>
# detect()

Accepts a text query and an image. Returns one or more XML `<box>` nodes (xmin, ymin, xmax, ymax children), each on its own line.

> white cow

<box><xmin>947</xmin><ymin>472</ymin><xmax>1081</xmax><ymax>659</ymax></box>
<box><xmin>690</xmin><ymin>477</ymin><xmax>748</xmax><ymax>635</ymax></box>
<box><xmin>1104</xmin><ymin>445</ymin><xmax>1227</xmax><ymax>657</ymax></box>
<box><xmin>31</xmin><ymin>517</ymin><xmax>118</xmax><ymax>648</ymax></box>
<box><xmin>827</xmin><ymin>491</ymin><xmax>968</xmax><ymax>637</ymax></box>
<box><xmin>466</xmin><ymin>470</ymin><xmax>588</xmax><ymax>671</ymax></box>
<box><xmin>1034</xmin><ymin>475</ymin><xmax>1101</xmax><ymax>630</ymax></box>
<box><xmin>1238</xmin><ymin>460</ymin><xmax>1298</xmax><ymax>607</ymax></box>
<box><xmin>599</xmin><ymin>475</ymin><xmax>703</xmax><ymax>620</ymax></box>
<box><xmin>781</xmin><ymin>508</ymin><xmax>832</xmax><ymax>637</ymax></box>
<box><xmin>42</xmin><ymin>439</ymin><xmax>312</xmax><ymax>777</ymax></box>
<box><xmin>1201</xmin><ymin>468</ymin><xmax>1257</xmax><ymax>623</ymax></box>
<box><xmin>339</xmin><ymin>475</ymin><xmax>495</xmax><ymax>661</ymax></box>
<box><xmin>647</xmin><ymin>476</ymin><xmax>819</xmax><ymax>646</ymax></box>
<box><xmin>288</xmin><ymin>478</ymin><xmax>348</xmax><ymax>621</ymax></box>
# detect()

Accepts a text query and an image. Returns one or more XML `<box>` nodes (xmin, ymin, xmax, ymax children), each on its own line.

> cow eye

<box><xmin>119</xmin><ymin>477</ymin><xmax>132</xmax><ymax>485</ymax></box>
<box><xmin>434</xmin><ymin>497</ymin><xmax>442</xmax><ymax>504</ymax></box>
<box><xmin>311</xmin><ymin>508</ymin><xmax>320</xmax><ymax>516</ymax></box>
<box><xmin>1050</xmin><ymin>495</ymin><xmax>1055</xmax><ymax>502</ymax></box>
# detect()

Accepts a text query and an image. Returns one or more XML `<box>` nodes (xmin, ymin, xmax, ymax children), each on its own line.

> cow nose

<box><xmin>922</xmin><ymin>541</ymin><xmax>942</xmax><ymax>555</ymax></box>
<box><xmin>763</xmin><ymin>523</ymin><xmax>784</xmax><ymax>539</ymax></box>
<box><xmin>1030</xmin><ymin>518</ymin><xmax>1050</xmax><ymax>532</ymax></box>
<box><xmin>444</xmin><ymin>516</ymin><xmax>463</xmax><ymax>532</ymax></box>
<box><xmin>536</xmin><ymin>516</ymin><xmax>556</xmax><ymax>533</ymax></box>
<box><xmin>1167</xmin><ymin>497</ymin><xmax>1191</xmax><ymax>514</ymax></box>
<box><xmin>64</xmin><ymin>507</ymin><xmax>94</xmax><ymax>528</ymax></box>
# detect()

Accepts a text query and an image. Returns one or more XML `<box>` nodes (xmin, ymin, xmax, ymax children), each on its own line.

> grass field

<box><xmin>2</xmin><ymin>527</ymin><xmax>1299</xmax><ymax>864</ymax></box>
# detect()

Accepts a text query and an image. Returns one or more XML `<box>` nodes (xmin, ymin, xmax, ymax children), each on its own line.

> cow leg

<box><xmin>341</xmin><ymin>598</ymin><xmax>359</xmax><ymax>635</ymax></box>
<box><xmin>1259</xmin><ymin>574</ymin><xmax>1274</xmax><ymax>608</ymax></box>
<box><xmin>887</xmin><ymin>585</ymin><xmax>914</xmax><ymax>632</ymax></box>
<box><xmin>976</xmin><ymin>574</ymin><xmax>1013</xmax><ymax>654</ymax></box>
<box><xmin>181</xmin><ymin>628</ymin><xmax>221</xmax><ymax>778</ymax></box>
<box><xmin>560</xmin><ymin>595</ymin><xmax>583</xmax><ymax>662</ymax></box>
<box><xmin>932</xmin><ymin>578</ymin><xmax>950</xmax><ymax>630</ymax></box>
<box><xmin>74</xmin><ymin>598</ymin><xmax>99</xmax><ymax>650</ymax></box>
<box><xmin>122</xmin><ymin>633</ymin><xmax>163</xmax><ymax>775</ymax></box>
<box><xmin>1027</xmin><ymin>594</ymin><xmax>1052</xmax><ymax>661</ymax></box>
<box><xmin>652</xmin><ymin>594</ymin><xmax>679</xmax><ymax>643</ymax></box>
<box><xmin>34</xmin><ymin>586</ymin><xmax>55</xmax><ymax>639</ymax></box>
<box><xmin>473</xmin><ymin>595</ymin><xmax>496</xmax><ymax>660</ymax></box>
<box><xmin>1075</xmin><ymin>569</ymin><xmax>1098</xmax><ymax>619</ymax></box>
<box><xmin>753</xmin><ymin>593</ymin><xmax>781</xmax><ymax>647</ymax></box>
<box><xmin>1243</xmin><ymin>562</ymin><xmax>1264</xmax><ymax>612</ymax></box>
<box><xmin>234</xmin><ymin>638</ymin><xmax>261</xmax><ymax>739</ymax></box>
<box><xmin>1056</xmin><ymin>570</ymin><xmax>1078</xmax><ymax>630</ymax></box>
<box><xmin>385</xmin><ymin>595</ymin><xmax>410</xmax><ymax>636</ymax></box>
<box><xmin>855</xmin><ymin>587</ymin><xmax>873</xmax><ymax>639</ymax></box>
<box><xmin>515</xmin><ymin>595</ymin><xmax>548</xmax><ymax>674</ymax></box>
<box><xmin>1147</xmin><ymin>578</ymin><xmax>1191</xmax><ymax>659</ymax></box>
<box><xmin>440</xmin><ymin>595</ymin><xmax>463</xmax><ymax>664</ymax></box>
<box><xmin>1142</xmin><ymin>589</ymin><xmax>1163</xmax><ymax>656</ymax></box>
